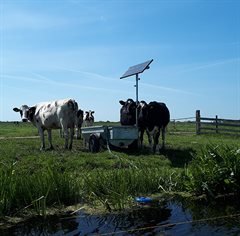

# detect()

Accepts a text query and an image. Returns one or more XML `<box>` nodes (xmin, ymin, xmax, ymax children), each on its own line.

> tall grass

<box><xmin>0</xmin><ymin>162</ymin><xmax>17</xmax><ymax>215</ymax></box>
<box><xmin>0</xmin><ymin>159</ymin><xmax>181</xmax><ymax>215</ymax></box>
<box><xmin>82</xmin><ymin>167</ymin><xmax>181</xmax><ymax>211</ymax></box>
<box><xmin>0</xmin><ymin>162</ymin><xmax>83</xmax><ymax>216</ymax></box>
<box><xmin>184</xmin><ymin>145</ymin><xmax>240</xmax><ymax>197</ymax></box>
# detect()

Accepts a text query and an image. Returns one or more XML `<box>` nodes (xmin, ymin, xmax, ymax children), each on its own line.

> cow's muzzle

<box><xmin>22</xmin><ymin>118</ymin><xmax>28</xmax><ymax>122</ymax></box>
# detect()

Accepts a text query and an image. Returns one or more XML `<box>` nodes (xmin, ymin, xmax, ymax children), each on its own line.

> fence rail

<box><xmin>196</xmin><ymin>110</ymin><xmax>240</xmax><ymax>136</ymax></box>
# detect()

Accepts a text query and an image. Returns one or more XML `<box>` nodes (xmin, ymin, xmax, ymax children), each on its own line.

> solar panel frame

<box><xmin>120</xmin><ymin>59</ymin><xmax>153</xmax><ymax>79</ymax></box>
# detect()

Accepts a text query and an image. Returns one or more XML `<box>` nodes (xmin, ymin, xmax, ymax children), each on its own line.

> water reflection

<box><xmin>1</xmin><ymin>198</ymin><xmax>240</xmax><ymax>235</ymax></box>
<box><xmin>178</xmin><ymin>197</ymin><xmax>240</xmax><ymax>235</ymax></box>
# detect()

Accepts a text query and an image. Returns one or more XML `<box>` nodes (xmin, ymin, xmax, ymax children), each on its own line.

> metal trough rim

<box><xmin>81</xmin><ymin>125</ymin><xmax>138</xmax><ymax>132</ymax></box>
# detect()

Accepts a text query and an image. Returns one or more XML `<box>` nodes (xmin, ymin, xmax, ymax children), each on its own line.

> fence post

<box><xmin>196</xmin><ymin>110</ymin><xmax>201</xmax><ymax>135</ymax></box>
<box><xmin>216</xmin><ymin>115</ymin><xmax>218</xmax><ymax>133</ymax></box>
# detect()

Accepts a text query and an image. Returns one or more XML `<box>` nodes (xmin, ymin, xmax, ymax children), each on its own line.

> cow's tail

<box><xmin>68</xmin><ymin>99</ymin><xmax>78</xmax><ymax>111</ymax></box>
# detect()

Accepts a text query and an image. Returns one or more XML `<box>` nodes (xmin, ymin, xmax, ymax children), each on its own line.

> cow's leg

<box><xmin>139</xmin><ymin>128</ymin><xmax>145</xmax><ymax>148</ymax></box>
<box><xmin>69</xmin><ymin>127</ymin><xmax>74</xmax><ymax>150</ymax></box>
<box><xmin>47</xmin><ymin>129</ymin><xmax>54</xmax><ymax>150</ymax></box>
<box><xmin>76</xmin><ymin>126</ymin><xmax>81</xmax><ymax>139</ymax></box>
<box><xmin>63</xmin><ymin>127</ymin><xmax>69</xmax><ymax>150</ymax></box>
<box><xmin>161</xmin><ymin>127</ymin><xmax>166</xmax><ymax>150</ymax></box>
<box><xmin>39</xmin><ymin>128</ymin><xmax>45</xmax><ymax>151</ymax></box>
<box><xmin>59</xmin><ymin>129</ymin><xmax>64</xmax><ymax>138</ymax></box>
<box><xmin>153</xmin><ymin>128</ymin><xmax>160</xmax><ymax>153</ymax></box>
<box><xmin>146</xmin><ymin>129</ymin><xmax>152</xmax><ymax>150</ymax></box>
<box><xmin>84</xmin><ymin>138</ymin><xmax>87</xmax><ymax>148</ymax></box>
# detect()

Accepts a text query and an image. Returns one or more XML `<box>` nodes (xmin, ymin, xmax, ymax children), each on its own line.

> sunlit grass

<box><xmin>0</xmin><ymin>122</ymin><xmax>239</xmax><ymax>217</ymax></box>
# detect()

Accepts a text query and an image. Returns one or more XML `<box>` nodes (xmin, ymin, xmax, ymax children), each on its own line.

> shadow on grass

<box><xmin>163</xmin><ymin>147</ymin><xmax>195</xmax><ymax>168</ymax></box>
<box><xmin>117</xmin><ymin>145</ymin><xmax>195</xmax><ymax>168</ymax></box>
<box><xmin>78</xmin><ymin>141</ymin><xmax>195</xmax><ymax>168</ymax></box>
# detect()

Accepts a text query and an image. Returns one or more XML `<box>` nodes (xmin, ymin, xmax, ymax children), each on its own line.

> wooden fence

<box><xmin>196</xmin><ymin>110</ymin><xmax>240</xmax><ymax>136</ymax></box>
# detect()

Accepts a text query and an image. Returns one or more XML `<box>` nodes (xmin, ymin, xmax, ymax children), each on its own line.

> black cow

<box><xmin>119</xmin><ymin>99</ymin><xmax>170</xmax><ymax>152</ymax></box>
<box><xmin>76</xmin><ymin>109</ymin><xmax>84</xmax><ymax>139</ymax></box>
<box><xmin>138</xmin><ymin>101</ymin><xmax>170</xmax><ymax>152</ymax></box>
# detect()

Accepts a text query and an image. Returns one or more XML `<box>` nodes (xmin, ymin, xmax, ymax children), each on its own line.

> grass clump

<box><xmin>0</xmin><ymin>162</ymin><xmax>83</xmax><ymax>217</ymax></box>
<box><xmin>82</xmin><ymin>167</ymin><xmax>181</xmax><ymax>211</ymax></box>
<box><xmin>0</xmin><ymin>162</ymin><xmax>17</xmax><ymax>216</ymax></box>
<box><xmin>184</xmin><ymin>145</ymin><xmax>240</xmax><ymax>197</ymax></box>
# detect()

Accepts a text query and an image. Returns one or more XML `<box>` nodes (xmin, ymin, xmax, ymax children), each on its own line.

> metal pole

<box><xmin>136</xmin><ymin>73</ymin><xmax>139</xmax><ymax>127</ymax></box>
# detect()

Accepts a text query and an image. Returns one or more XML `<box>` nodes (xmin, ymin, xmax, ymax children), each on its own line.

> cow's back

<box><xmin>148</xmin><ymin>102</ymin><xmax>170</xmax><ymax>128</ymax></box>
<box><xmin>35</xmin><ymin>99</ymin><xmax>78</xmax><ymax>129</ymax></box>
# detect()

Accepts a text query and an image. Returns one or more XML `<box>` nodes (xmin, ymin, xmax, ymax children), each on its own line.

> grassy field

<box><xmin>0</xmin><ymin>121</ymin><xmax>239</xmax><ymax>220</ymax></box>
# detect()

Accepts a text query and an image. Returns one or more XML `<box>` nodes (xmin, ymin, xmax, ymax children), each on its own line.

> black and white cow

<box><xmin>119</xmin><ymin>99</ymin><xmax>170</xmax><ymax>152</ymax></box>
<box><xmin>82</xmin><ymin>110</ymin><xmax>95</xmax><ymax>147</ymax></box>
<box><xmin>119</xmin><ymin>99</ymin><xmax>137</xmax><ymax>126</ymax></box>
<box><xmin>83</xmin><ymin>110</ymin><xmax>95</xmax><ymax>127</ymax></box>
<box><xmin>13</xmin><ymin>98</ymin><xmax>79</xmax><ymax>150</ymax></box>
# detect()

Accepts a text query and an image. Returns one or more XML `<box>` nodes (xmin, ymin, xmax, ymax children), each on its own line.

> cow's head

<box><xmin>13</xmin><ymin>105</ymin><xmax>36</xmax><ymax>122</ymax></box>
<box><xmin>84</xmin><ymin>110</ymin><xmax>95</xmax><ymax>125</ymax></box>
<box><xmin>119</xmin><ymin>98</ymin><xmax>137</xmax><ymax>125</ymax></box>
<box><xmin>138</xmin><ymin>101</ymin><xmax>148</xmax><ymax>118</ymax></box>
<box><xmin>136</xmin><ymin>100</ymin><xmax>148</xmax><ymax>127</ymax></box>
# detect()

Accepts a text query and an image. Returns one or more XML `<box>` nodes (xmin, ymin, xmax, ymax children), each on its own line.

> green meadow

<box><xmin>0</xmin><ymin>121</ymin><xmax>239</xmax><ymax>220</ymax></box>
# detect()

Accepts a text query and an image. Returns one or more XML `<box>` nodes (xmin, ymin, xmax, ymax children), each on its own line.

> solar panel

<box><xmin>120</xmin><ymin>59</ymin><xmax>153</xmax><ymax>79</ymax></box>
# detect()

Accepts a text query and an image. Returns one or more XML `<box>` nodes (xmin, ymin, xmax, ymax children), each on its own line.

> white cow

<box><xmin>13</xmin><ymin>98</ymin><xmax>79</xmax><ymax>150</ymax></box>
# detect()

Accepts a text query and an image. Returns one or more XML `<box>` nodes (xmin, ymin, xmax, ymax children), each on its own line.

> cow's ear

<box><xmin>119</xmin><ymin>100</ymin><xmax>125</xmax><ymax>105</ymax></box>
<box><xmin>91</xmin><ymin>111</ymin><xmax>95</xmax><ymax>114</ymax></box>
<box><xmin>13</xmin><ymin>108</ymin><xmax>20</xmax><ymax>112</ymax></box>
<box><xmin>29</xmin><ymin>107</ymin><xmax>36</xmax><ymax>120</ymax></box>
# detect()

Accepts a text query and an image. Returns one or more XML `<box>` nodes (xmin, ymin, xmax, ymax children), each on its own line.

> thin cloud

<box><xmin>1</xmin><ymin>6</ymin><xmax>109</xmax><ymax>31</ymax></box>
<box><xmin>2</xmin><ymin>73</ymin><xmax>130</xmax><ymax>95</ymax></box>
<box><xmin>231</xmin><ymin>42</ymin><xmax>240</xmax><ymax>46</ymax></box>
<box><xmin>53</xmin><ymin>67</ymin><xmax>196</xmax><ymax>95</ymax></box>
<box><xmin>1</xmin><ymin>10</ymin><xmax>68</xmax><ymax>30</ymax></box>
<box><xmin>54</xmin><ymin>66</ymin><xmax>118</xmax><ymax>82</ymax></box>
<box><xmin>2</xmin><ymin>74</ymin><xmax>47</xmax><ymax>83</ymax></box>
<box><xmin>179</xmin><ymin>58</ymin><xmax>239</xmax><ymax>74</ymax></box>
<box><xmin>140</xmin><ymin>82</ymin><xmax>197</xmax><ymax>95</ymax></box>
<box><xmin>29</xmin><ymin>72</ymin><xmax>53</xmax><ymax>82</ymax></box>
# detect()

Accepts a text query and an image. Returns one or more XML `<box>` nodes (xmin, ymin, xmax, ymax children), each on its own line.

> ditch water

<box><xmin>1</xmin><ymin>197</ymin><xmax>240</xmax><ymax>236</ymax></box>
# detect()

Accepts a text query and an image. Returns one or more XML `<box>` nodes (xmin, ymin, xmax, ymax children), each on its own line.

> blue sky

<box><xmin>1</xmin><ymin>0</ymin><xmax>239</xmax><ymax>122</ymax></box>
